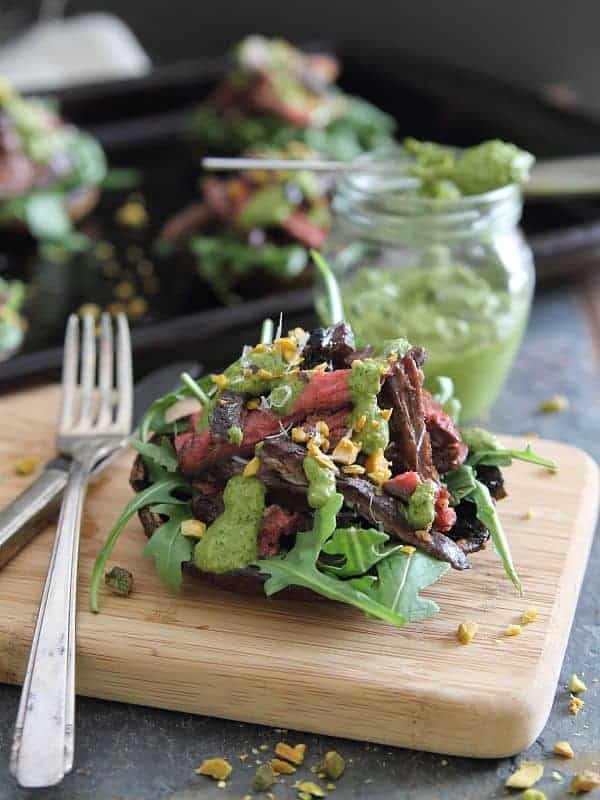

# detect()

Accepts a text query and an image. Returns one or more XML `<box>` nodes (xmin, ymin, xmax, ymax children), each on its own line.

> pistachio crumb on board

<box><xmin>296</xmin><ymin>780</ymin><xmax>326</xmax><ymax>797</ymax></box>
<box><xmin>319</xmin><ymin>750</ymin><xmax>346</xmax><ymax>780</ymax></box>
<box><xmin>275</xmin><ymin>742</ymin><xmax>306</xmax><ymax>765</ymax></box>
<box><xmin>252</xmin><ymin>763</ymin><xmax>276</xmax><ymax>792</ymax></box>
<box><xmin>271</xmin><ymin>758</ymin><xmax>296</xmax><ymax>775</ymax></box>
<box><xmin>14</xmin><ymin>457</ymin><xmax>39</xmax><ymax>476</ymax></box>
<box><xmin>569</xmin><ymin>770</ymin><xmax>600</xmax><ymax>794</ymax></box>
<box><xmin>538</xmin><ymin>394</ymin><xmax>569</xmax><ymax>413</ymax></box>
<box><xmin>194</xmin><ymin>758</ymin><xmax>232</xmax><ymax>781</ymax></box>
<box><xmin>569</xmin><ymin>673</ymin><xmax>588</xmax><ymax>693</ymax></box>
<box><xmin>522</xmin><ymin>790</ymin><xmax>547</xmax><ymax>800</ymax></box>
<box><xmin>569</xmin><ymin>695</ymin><xmax>585</xmax><ymax>715</ymax></box>
<box><xmin>505</xmin><ymin>623</ymin><xmax>522</xmax><ymax>637</ymax></box>
<box><xmin>521</xmin><ymin>607</ymin><xmax>538</xmax><ymax>624</ymax></box>
<box><xmin>505</xmin><ymin>761</ymin><xmax>544</xmax><ymax>789</ymax></box>
<box><xmin>457</xmin><ymin>621</ymin><xmax>478</xmax><ymax>645</ymax></box>
<box><xmin>553</xmin><ymin>741</ymin><xmax>575</xmax><ymax>758</ymax></box>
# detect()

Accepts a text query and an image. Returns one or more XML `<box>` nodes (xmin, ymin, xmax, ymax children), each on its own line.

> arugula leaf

<box><xmin>254</xmin><ymin>493</ymin><xmax>407</xmax><ymax>626</ymax></box>
<box><xmin>139</xmin><ymin>388</ymin><xmax>188</xmax><ymax>442</ymax></box>
<box><xmin>143</xmin><ymin>504</ymin><xmax>193</xmax><ymax>591</ymax></box>
<box><xmin>467</xmin><ymin>443</ymin><xmax>556</xmax><ymax>471</ymax></box>
<box><xmin>320</xmin><ymin>526</ymin><xmax>401</xmax><ymax>577</ymax></box>
<box><xmin>370</xmin><ymin>549</ymin><xmax>450</xmax><ymax>622</ymax></box>
<box><xmin>429</xmin><ymin>375</ymin><xmax>461</xmax><ymax>422</ymax></box>
<box><xmin>445</xmin><ymin>465</ymin><xmax>522</xmax><ymax>593</ymax></box>
<box><xmin>131</xmin><ymin>437</ymin><xmax>178</xmax><ymax>473</ymax></box>
<box><xmin>23</xmin><ymin>192</ymin><xmax>72</xmax><ymax>241</ymax></box>
<box><xmin>89</xmin><ymin>476</ymin><xmax>190</xmax><ymax>612</ymax></box>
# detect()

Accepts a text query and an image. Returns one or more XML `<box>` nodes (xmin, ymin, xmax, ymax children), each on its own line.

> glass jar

<box><xmin>316</xmin><ymin>148</ymin><xmax>535</xmax><ymax>421</ymax></box>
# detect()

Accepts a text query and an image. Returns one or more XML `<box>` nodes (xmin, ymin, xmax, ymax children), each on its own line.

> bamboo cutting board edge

<box><xmin>0</xmin><ymin>385</ymin><xmax>598</xmax><ymax>758</ymax></box>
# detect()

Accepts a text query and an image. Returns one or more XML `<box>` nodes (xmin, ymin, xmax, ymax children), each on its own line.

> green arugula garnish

<box><xmin>89</xmin><ymin>476</ymin><xmax>190</xmax><ymax>612</ymax></box>
<box><xmin>468</xmin><ymin>444</ymin><xmax>556</xmax><ymax>470</ymax></box>
<box><xmin>132</xmin><ymin>437</ymin><xmax>179</xmax><ymax>474</ymax></box>
<box><xmin>320</xmin><ymin>526</ymin><xmax>401</xmax><ymax>578</ymax></box>
<box><xmin>143</xmin><ymin>503</ymin><xmax>194</xmax><ymax>591</ymax></box>
<box><xmin>369</xmin><ymin>549</ymin><xmax>450</xmax><ymax>622</ymax></box>
<box><xmin>445</xmin><ymin>465</ymin><xmax>521</xmax><ymax>593</ymax></box>
<box><xmin>254</xmin><ymin>494</ymin><xmax>407</xmax><ymax>626</ymax></box>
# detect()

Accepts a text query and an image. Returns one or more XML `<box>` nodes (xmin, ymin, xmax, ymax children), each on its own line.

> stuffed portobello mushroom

<box><xmin>91</xmin><ymin>260</ymin><xmax>554</xmax><ymax>624</ymax></box>
<box><xmin>189</xmin><ymin>35</ymin><xmax>396</xmax><ymax>160</ymax></box>
<box><xmin>0</xmin><ymin>80</ymin><xmax>106</xmax><ymax>242</ymax></box>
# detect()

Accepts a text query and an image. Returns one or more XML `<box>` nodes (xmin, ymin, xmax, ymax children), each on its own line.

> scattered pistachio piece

<box><xmin>181</xmin><ymin>519</ymin><xmax>206</xmax><ymax>539</ymax></box>
<box><xmin>292</xmin><ymin>427</ymin><xmax>309</xmax><ymax>444</ymax></box>
<box><xmin>320</xmin><ymin>750</ymin><xmax>345</xmax><ymax>780</ymax></box>
<box><xmin>104</xmin><ymin>566</ymin><xmax>134</xmax><ymax>597</ymax></box>
<box><xmin>539</xmin><ymin>394</ymin><xmax>569</xmax><ymax>414</ymax></box>
<box><xmin>569</xmin><ymin>695</ymin><xmax>585</xmax><ymax>715</ymax></box>
<box><xmin>116</xmin><ymin>200</ymin><xmax>148</xmax><ymax>228</ymax></box>
<box><xmin>271</xmin><ymin>758</ymin><xmax>296</xmax><ymax>775</ymax></box>
<box><xmin>505</xmin><ymin>762</ymin><xmax>544</xmax><ymax>789</ymax></box>
<box><xmin>553</xmin><ymin>741</ymin><xmax>574</xmax><ymax>759</ymax></box>
<box><xmin>275</xmin><ymin>742</ymin><xmax>306</xmax><ymax>765</ymax></box>
<box><xmin>521</xmin><ymin>608</ymin><xmax>539</xmax><ymax>625</ymax></box>
<box><xmin>569</xmin><ymin>770</ymin><xmax>600</xmax><ymax>794</ymax></box>
<box><xmin>211</xmin><ymin>373</ymin><xmax>229</xmax><ymax>390</ymax></box>
<box><xmin>505</xmin><ymin>624</ymin><xmax>522</xmax><ymax>637</ymax></box>
<box><xmin>523</xmin><ymin>509</ymin><xmax>535</xmax><ymax>520</ymax></box>
<box><xmin>14</xmin><ymin>457</ymin><xmax>39</xmax><ymax>476</ymax></box>
<box><xmin>569</xmin><ymin>673</ymin><xmax>587</xmax><ymax>693</ymax></box>
<box><xmin>523</xmin><ymin>790</ymin><xmax>547</xmax><ymax>800</ymax></box>
<box><xmin>252</xmin><ymin>763</ymin><xmax>276</xmax><ymax>792</ymax></box>
<box><xmin>243</xmin><ymin>456</ymin><xmax>261</xmax><ymax>478</ymax></box>
<box><xmin>195</xmin><ymin>758</ymin><xmax>232</xmax><ymax>781</ymax></box>
<box><xmin>457</xmin><ymin>621</ymin><xmax>478</xmax><ymax>645</ymax></box>
<box><xmin>297</xmin><ymin>781</ymin><xmax>326</xmax><ymax>798</ymax></box>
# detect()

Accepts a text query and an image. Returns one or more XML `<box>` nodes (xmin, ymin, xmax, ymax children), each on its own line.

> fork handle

<box><xmin>10</xmin><ymin>458</ymin><xmax>92</xmax><ymax>788</ymax></box>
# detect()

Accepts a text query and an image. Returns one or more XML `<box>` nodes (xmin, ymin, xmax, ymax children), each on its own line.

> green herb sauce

<box><xmin>227</xmin><ymin>425</ymin><xmax>244</xmax><ymax>445</ymax></box>
<box><xmin>406</xmin><ymin>480</ymin><xmax>436</xmax><ymax>530</ymax></box>
<box><xmin>348</xmin><ymin>359</ymin><xmax>389</xmax><ymax>455</ymax></box>
<box><xmin>194</xmin><ymin>475</ymin><xmax>265</xmax><ymax>573</ymax></box>
<box><xmin>303</xmin><ymin>453</ymin><xmax>337</xmax><ymax>509</ymax></box>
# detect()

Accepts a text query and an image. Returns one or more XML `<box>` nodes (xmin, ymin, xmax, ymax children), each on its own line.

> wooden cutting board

<box><xmin>0</xmin><ymin>385</ymin><xmax>598</xmax><ymax>758</ymax></box>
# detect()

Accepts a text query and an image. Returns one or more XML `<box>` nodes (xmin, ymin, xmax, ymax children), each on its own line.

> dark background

<box><xmin>64</xmin><ymin>0</ymin><xmax>600</xmax><ymax>116</ymax></box>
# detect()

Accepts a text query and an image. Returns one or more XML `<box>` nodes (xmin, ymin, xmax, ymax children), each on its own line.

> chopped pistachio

<box><xmin>181</xmin><ymin>519</ymin><xmax>206</xmax><ymax>539</ymax></box>
<box><xmin>252</xmin><ymin>763</ymin><xmax>276</xmax><ymax>792</ymax></box>
<box><xmin>275</xmin><ymin>742</ymin><xmax>306</xmax><ymax>765</ymax></box>
<box><xmin>195</xmin><ymin>758</ymin><xmax>232</xmax><ymax>781</ymax></box>
<box><xmin>104</xmin><ymin>566</ymin><xmax>134</xmax><ymax>597</ymax></box>
<box><xmin>457</xmin><ymin>621</ymin><xmax>478</xmax><ymax>645</ymax></box>
<box><xmin>341</xmin><ymin>464</ymin><xmax>366</xmax><ymax>475</ymax></box>
<box><xmin>331</xmin><ymin>436</ymin><xmax>361</xmax><ymax>466</ymax></box>
<box><xmin>292</xmin><ymin>427</ymin><xmax>309</xmax><ymax>443</ymax></box>
<box><xmin>505</xmin><ymin>624</ymin><xmax>522</xmax><ymax>637</ymax></box>
<box><xmin>116</xmin><ymin>200</ymin><xmax>148</xmax><ymax>227</ymax></box>
<box><xmin>271</xmin><ymin>758</ymin><xmax>296</xmax><ymax>775</ymax></box>
<box><xmin>354</xmin><ymin>414</ymin><xmax>367</xmax><ymax>432</ymax></box>
<box><xmin>539</xmin><ymin>394</ymin><xmax>569</xmax><ymax>414</ymax></box>
<box><xmin>401</xmin><ymin>545</ymin><xmax>416</xmax><ymax>556</ymax></box>
<box><xmin>569</xmin><ymin>695</ymin><xmax>585</xmax><ymax>715</ymax></box>
<box><xmin>380</xmin><ymin>408</ymin><xmax>393</xmax><ymax>421</ymax></box>
<box><xmin>553</xmin><ymin>741</ymin><xmax>574</xmax><ymax>759</ymax></box>
<box><xmin>307</xmin><ymin>441</ymin><xmax>338</xmax><ymax>472</ymax></box>
<box><xmin>319</xmin><ymin>750</ymin><xmax>345</xmax><ymax>780</ymax></box>
<box><xmin>523</xmin><ymin>508</ymin><xmax>535</xmax><ymax>520</ymax></box>
<box><xmin>297</xmin><ymin>781</ymin><xmax>325</xmax><ymax>798</ymax></box>
<box><xmin>243</xmin><ymin>456</ymin><xmax>261</xmax><ymax>478</ymax></box>
<box><xmin>211</xmin><ymin>373</ymin><xmax>229</xmax><ymax>390</ymax></box>
<box><xmin>521</xmin><ymin>608</ymin><xmax>538</xmax><ymax>625</ymax></box>
<box><xmin>14</xmin><ymin>457</ymin><xmax>39</xmax><ymax>476</ymax></box>
<box><xmin>569</xmin><ymin>673</ymin><xmax>587</xmax><ymax>693</ymax></box>
<box><xmin>505</xmin><ymin>762</ymin><xmax>544</xmax><ymax>789</ymax></box>
<box><xmin>569</xmin><ymin>770</ymin><xmax>600</xmax><ymax>793</ymax></box>
<box><xmin>246</xmin><ymin>398</ymin><xmax>260</xmax><ymax>410</ymax></box>
<box><xmin>523</xmin><ymin>790</ymin><xmax>547</xmax><ymax>800</ymax></box>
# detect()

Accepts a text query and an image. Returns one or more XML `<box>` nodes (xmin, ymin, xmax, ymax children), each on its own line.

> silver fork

<box><xmin>9</xmin><ymin>313</ymin><xmax>133</xmax><ymax>789</ymax></box>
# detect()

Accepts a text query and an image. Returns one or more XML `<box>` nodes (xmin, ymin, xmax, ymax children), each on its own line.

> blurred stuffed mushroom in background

<box><xmin>189</xmin><ymin>35</ymin><xmax>396</xmax><ymax>160</ymax></box>
<box><xmin>0</xmin><ymin>79</ymin><xmax>107</xmax><ymax>245</ymax></box>
<box><xmin>159</xmin><ymin>143</ymin><xmax>333</xmax><ymax>303</ymax></box>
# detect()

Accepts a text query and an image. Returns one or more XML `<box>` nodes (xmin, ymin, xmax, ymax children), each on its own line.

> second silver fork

<box><xmin>10</xmin><ymin>312</ymin><xmax>133</xmax><ymax>789</ymax></box>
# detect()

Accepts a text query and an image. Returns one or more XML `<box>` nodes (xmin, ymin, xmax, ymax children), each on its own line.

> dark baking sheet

<box><xmin>2</xmin><ymin>48</ymin><xmax>600</xmax><ymax>391</ymax></box>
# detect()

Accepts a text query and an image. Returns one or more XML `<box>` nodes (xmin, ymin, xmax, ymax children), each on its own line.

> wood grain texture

<box><xmin>0</xmin><ymin>385</ymin><xmax>597</xmax><ymax>758</ymax></box>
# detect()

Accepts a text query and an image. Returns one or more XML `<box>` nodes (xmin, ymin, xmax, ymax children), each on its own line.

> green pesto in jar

<box><xmin>343</xmin><ymin>261</ymin><xmax>529</xmax><ymax>420</ymax></box>
<box><xmin>347</xmin><ymin>359</ymin><xmax>389</xmax><ymax>454</ymax></box>
<box><xmin>303</xmin><ymin>453</ymin><xmax>337</xmax><ymax>509</ymax></box>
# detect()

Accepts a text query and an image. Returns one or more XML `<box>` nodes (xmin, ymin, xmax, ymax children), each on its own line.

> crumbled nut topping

<box><xmin>331</xmin><ymin>436</ymin><xmax>361</xmax><ymax>466</ymax></box>
<box><xmin>522</xmin><ymin>790</ymin><xmax>547</xmax><ymax>800</ymax></box>
<box><xmin>521</xmin><ymin>608</ymin><xmax>538</xmax><ymax>625</ymax></box>
<box><xmin>14</xmin><ymin>457</ymin><xmax>39</xmax><ymax>476</ymax></box>
<box><xmin>505</xmin><ymin>762</ymin><xmax>544</xmax><ymax>789</ymax></box>
<box><xmin>211</xmin><ymin>373</ymin><xmax>229</xmax><ymax>390</ymax></box>
<box><xmin>539</xmin><ymin>394</ymin><xmax>569</xmax><ymax>414</ymax></box>
<box><xmin>569</xmin><ymin>695</ymin><xmax>585</xmax><ymax>715</ymax></box>
<box><xmin>296</xmin><ymin>780</ymin><xmax>325</xmax><ymax>797</ymax></box>
<box><xmin>275</xmin><ymin>742</ymin><xmax>306</xmax><ymax>765</ymax></box>
<box><xmin>319</xmin><ymin>751</ymin><xmax>345</xmax><ymax>780</ymax></box>
<box><xmin>195</xmin><ymin>758</ymin><xmax>232</xmax><ymax>781</ymax></box>
<box><xmin>271</xmin><ymin>758</ymin><xmax>296</xmax><ymax>775</ymax></box>
<box><xmin>553</xmin><ymin>741</ymin><xmax>574</xmax><ymax>759</ymax></box>
<box><xmin>243</xmin><ymin>456</ymin><xmax>261</xmax><ymax>478</ymax></box>
<box><xmin>569</xmin><ymin>673</ymin><xmax>587</xmax><ymax>693</ymax></box>
<box><xmin>457</xmin><ymin>621</ymin><xmax>478</xmax><ymax>645</ymax></box>
<box><xmin>181</xmin><ymin>519</ymin><xmax>206</xmax><ymax>538</ymax></box>
<box><xmin>569</xmin><ymin>770</ymin><xmax>600</xmax><ymax>794</ymax></box>
<box><xmin>505</xmin><ymin>624</ymin><xmax>522</xmax><ymax>637</ymax></box>
<box><xmin>342</xmin><ymin>464</ymin><xmax>366</xmax><ymax>475</ymax></box>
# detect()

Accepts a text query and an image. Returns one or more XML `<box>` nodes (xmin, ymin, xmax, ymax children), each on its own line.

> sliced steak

<box><xmin>302</xmin><ymin>322</ymin><xmax>356</xmax><ymax>369</ymax></box>
<box><xmin>209</xmin><ymin>391</ymin><xmax>246</xmax><ymax>443</ymax></box>
<box><xmin>422</xmin><ymin>393</ymin><xmax>468</xmax><ymax>474</ymax></box>
<box><xmin>475</xmin><ymin>464</ymin><xmax>507</xmax><ymax>501</ymax></box>
<box><xmin>258</xmin><ymin>505</ymin><xmax>307</xmax><ymax>557</ymax></box>
<box><xmin>381</xmin><ymin>351</ymin><xmax>434</xmax><ymax>480</ymax></box>
<box><xmin>191</xmin><ymin>480</ymin><xmax>225</xmax><ymax>524</ymax></box>
<box><xmin>447</xmin><ymin>499</ymin><xmax>490</xmax><ymax>553</ymax></box>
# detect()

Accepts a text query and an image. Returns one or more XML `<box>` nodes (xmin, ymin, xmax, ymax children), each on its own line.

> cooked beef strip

<box><xmin>191</xmin><ymin>480</ymin><xmax>225</xmax><ymax>524</ymax></box>
<box><xmin>302</xmin><ymin>322</ymin><xmax>357</xmax><ymax>369</ymax></box>
<box><xmin>209</xmin><ymin>390</ymin><xmax>246</xmax><ymax>443</ymax></box>
<box><xmin>475</xmin><ymin>464</ymin><xmax>507</xmax><ymax>501</ymax></box>
<box><xmin>381</xmin><ymin>351</ymin><xmax>434</xmax><ymax>480</ymax></box>
<box><xmin>130</xmin><ymin>453</ymin><xmax>149</xmax><ymax>492</ymax></box>
<box><xmin>422</xmin><ymin>393</ymin><xmax>468</xmax><ymax>474</ymax></box>
<box><xmin>138</xmin><ymin>506</ymin><xmax>164</xmax><ymax>539</ymax></box>
<box><xmin>258</xmin><ymin>435</ymin><xmax>469</xmax><ymax>570</ymax></box>
<box><xmin>258</xmin><ymin>505</ymin><xmax>308</xmax><ymax>557</ymax></box>
<box><xmin>447</xmin><ymin>499</ymin><xmax>490</xmax><ymax>553</ymax></box>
